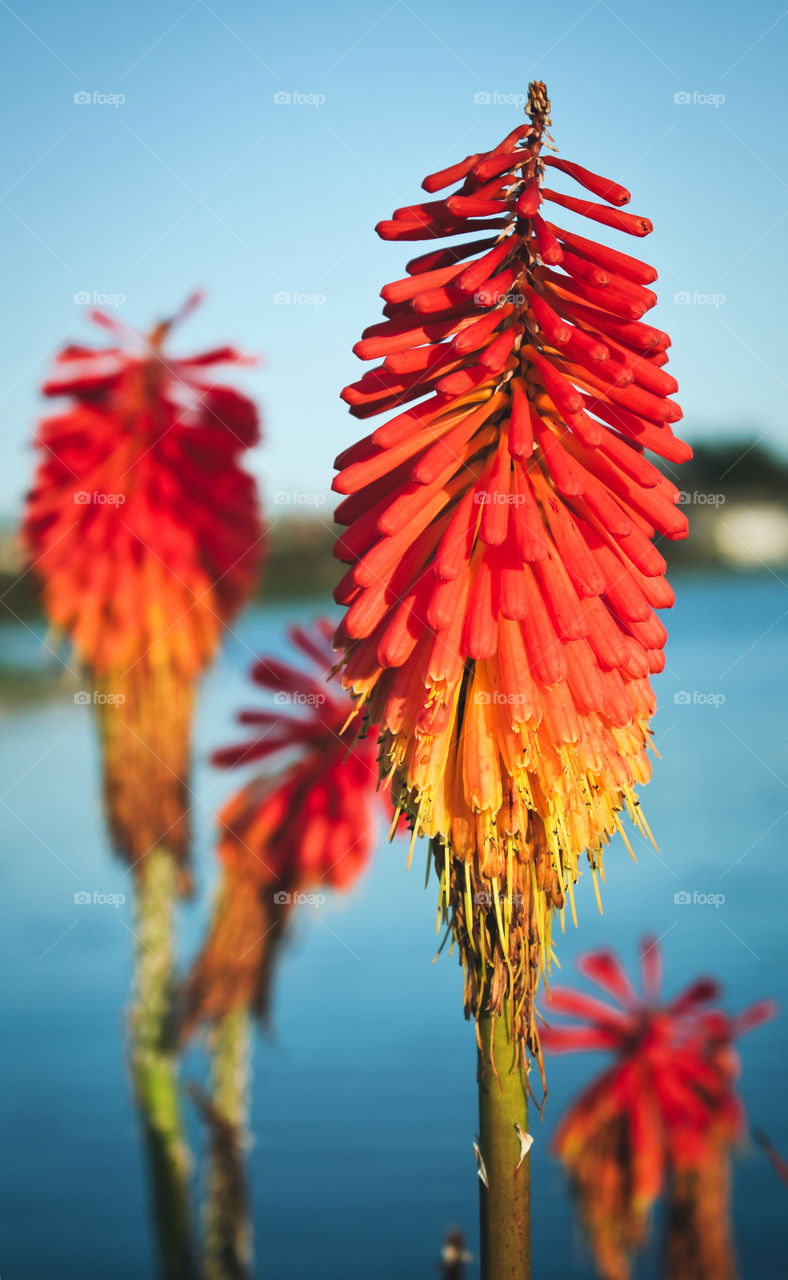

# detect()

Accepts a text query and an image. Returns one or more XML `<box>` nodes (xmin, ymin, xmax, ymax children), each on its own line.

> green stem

<box><xmin>129</xmin><ymin>846</ymin><xmax>195</xmax><ymax>1280</ymax></box>
<box><xmin>477</xmin><ymin>1010</ymin><xmax>532</xmax><ymax>1280</ymax></box>
<box><xmin>201</xmin><ymin>1007</ymin><xmax>253</xmax><ymax>1280</ymax></box>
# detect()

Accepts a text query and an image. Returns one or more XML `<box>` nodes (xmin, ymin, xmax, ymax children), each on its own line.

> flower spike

<box><xmin>542</xmin><ymin>939</ymin><xmax>776</xmax><ymax>1278</ymax></box>
<box><xmin>181</xmin><ymin>621</ymin><xmax>384</xmax><ymax>1036</ymax></box>
<box><xmin>332</xmin><ymin>83</ymin><xmax>690</xmax><ymax>1063</ymax></box>
<box><xmin>22</xmin><ymin>298</ymin><xmax>263</xmax><ymax>875</ymax></box>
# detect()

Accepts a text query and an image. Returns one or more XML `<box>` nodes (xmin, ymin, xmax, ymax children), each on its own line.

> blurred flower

<box><xmin>439</xmin><ymin>1228</ymin><xmax>472</xmax><ymax>1279</ymax></box>
<box><xmin>542</xmin><ymin>938</ymin><xmax>775</xmax><ymax>1278</ymax></box>
<box><xmin>22</xmin><ymin>295</ymin><xmax>263</xmax><ymax>874</ymax></box>
<box><xmin>332</xmin><ymin>81</ymin><xmax>689</xmax><ymax>1058</ymax></box>
<box><xmin>181</xmin><ymin>620</ymin><xmax>382</xmax><ymax>1035</ymax></box>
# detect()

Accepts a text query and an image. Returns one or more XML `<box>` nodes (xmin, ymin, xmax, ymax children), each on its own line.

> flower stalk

<box><xmin>477</xmin><ymin>1010</ymin><xmax>531</xmax><ymax>1280</ymax></box>
<box><xmin>129</xmin><ymin>846</ymin><xmax>194</xmax><ymax>1280</ymax></box>
<box><xmin>197</xmin><ymin>1007</ymin><xmax>253</xmax><ymax>1280</ymax></box>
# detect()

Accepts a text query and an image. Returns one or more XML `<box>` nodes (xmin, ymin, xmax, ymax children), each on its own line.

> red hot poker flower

<box><xmin>23</xmin><ymin>294</ymin><xmax>261</xmax><ymax>677</ymax></box>
<box><xmin>332</xmin><ymin>82</ymin><xmax>690</xmax><ymax>1056</ymax></box>
<box><xmin>542</xmin><ymin>939</ymin><xmax>775</xmax><ymax>1278</ymax></box>
<box><xmin>22</xmin><ymin>295</ymin><xmax>263</xmax><ymax>876</ymax></box>
<box><xmin>181</xmin><ymin>620</ymin><xmax>381</xmax><ymax>1035</ymax></box>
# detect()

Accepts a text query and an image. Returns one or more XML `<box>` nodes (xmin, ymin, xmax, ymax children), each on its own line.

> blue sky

<box><xmin>0</xmin><ymin>0</ymin><xmax>786</xmax><ymax>518</ymax></box>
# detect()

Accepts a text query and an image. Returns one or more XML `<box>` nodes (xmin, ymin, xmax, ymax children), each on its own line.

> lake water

<box><xmin>1</xmin><ymin>574</ymin><xmax>786</xmax><ymax>1278</ymax></box>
